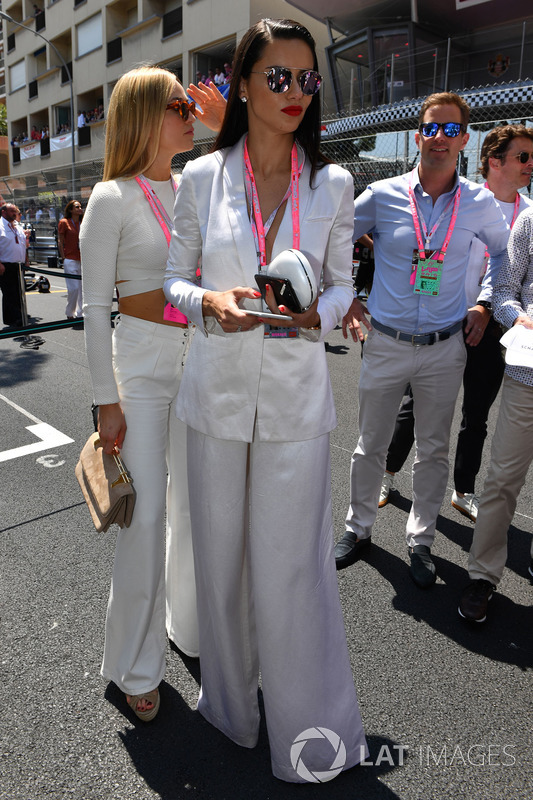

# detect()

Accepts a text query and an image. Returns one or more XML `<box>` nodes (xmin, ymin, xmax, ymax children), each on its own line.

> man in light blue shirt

<box><xmin>335</xmin><ymin>92</ymin><xmax>510</xmax><ymax>588</ymax></box>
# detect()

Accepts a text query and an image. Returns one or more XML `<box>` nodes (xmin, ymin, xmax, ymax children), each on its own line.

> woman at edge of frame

<box><xmin>80</xmin><ymin>66</ymin><xmax>225</xmax><ymax>722</ymax></box>
<box><xmin>164</xmin><ymin>18</ymin><xmax>368</xmax><ymax>782</ymax></box>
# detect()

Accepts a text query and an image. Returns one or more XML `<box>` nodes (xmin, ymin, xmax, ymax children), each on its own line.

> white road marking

<box><xmin>0</xmin><ymin>394</ymin><xmax>74</xmax><ymax>462</ymax></box>
<box><xmin>0</xmin><ymin>422</ymin><xmax>73</xmax><ymax>462</ymax></box>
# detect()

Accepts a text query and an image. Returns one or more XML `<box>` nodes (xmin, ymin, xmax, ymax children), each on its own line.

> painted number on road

<box><xmin>36</xmin><ymin>453</ymin><xmax>66</xmax><ymax>468</ymax></box>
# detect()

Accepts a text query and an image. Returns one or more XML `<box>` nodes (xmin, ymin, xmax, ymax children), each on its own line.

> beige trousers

<box><xmin>468</xmin><ymin>374</ymin><xmax>533</xmax><ymax>585</ymax></box>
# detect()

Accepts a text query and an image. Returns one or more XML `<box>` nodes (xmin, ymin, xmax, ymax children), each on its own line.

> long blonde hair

<box><xmin>103</xmin><ymin>65</ymin><xmax>178</xmax><ymax>181</ymax></box>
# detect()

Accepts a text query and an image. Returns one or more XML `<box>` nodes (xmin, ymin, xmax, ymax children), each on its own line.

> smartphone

<box><xmin>255</xmin><ymin>274</ymin><xmax>303</xmax><ymax>314</ymax></box>
<box><xmin>243</xmin><ymin>309</ymin><xmax>293</xmax><ymax>321</ymax></box>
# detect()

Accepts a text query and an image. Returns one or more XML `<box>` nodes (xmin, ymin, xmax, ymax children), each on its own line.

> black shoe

<box><xmin>335</xmin><ymin>532</ymin><xmax>371</xmax><ymax>570</ymax></box>
<box><xmin>458</xmin><ymin>579</ymin><xmax>495</xmax><ymax>622</ymax></box>
<box><xmin>409</xmin><ymin>545</ymin><xmax>436</xmax><ymax>588</ymax></box>
<box><xmin>528</xmin><ymin>560</ymin><xmax>533</xmax><ymax>580</ymax></box>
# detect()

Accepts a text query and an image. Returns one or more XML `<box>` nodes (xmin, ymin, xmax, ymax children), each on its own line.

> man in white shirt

<box><xmin>0</xmin><ymin>204</ymin><xmax>29</xmax><ymax>327</ymax></box>
<box><xmin>77</xmin><ymin>111</ymin><xmax>86</xmax><ymax>128</ymax></box>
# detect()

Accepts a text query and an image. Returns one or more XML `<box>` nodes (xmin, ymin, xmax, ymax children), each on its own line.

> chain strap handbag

<box><xmin>75</xmin><ymin>432</ymin><xmax>136</xmax><ymax>532</ymax></box>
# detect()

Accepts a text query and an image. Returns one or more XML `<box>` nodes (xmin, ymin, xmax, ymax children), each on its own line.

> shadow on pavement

<box><xmin>106</xmin><ymin>680</ymin><xmax>402</xmax><ymax>800</ymax></box>
<box><xmin>356</xmin><ymin>541</ymin><xmax>532</xmax><ymax>671</ymax></box>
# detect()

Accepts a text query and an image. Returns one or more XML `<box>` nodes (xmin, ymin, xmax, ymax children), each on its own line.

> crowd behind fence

<box><xmin>2</xmin><ymin>98</ymin><xmax>532</xmax><ymax>221</ymax></box>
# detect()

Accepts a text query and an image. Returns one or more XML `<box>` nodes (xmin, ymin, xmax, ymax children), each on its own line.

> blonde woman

<box><xmin>81</xmin><ymin>66</ymin><xmax>224</xmax><ymax>721</ymax></box>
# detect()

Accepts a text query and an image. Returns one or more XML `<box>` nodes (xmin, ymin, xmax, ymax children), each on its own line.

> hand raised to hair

<box><xmin>187</xmin><ymin>82</ymin><xmax>226</xmax><ymax>133</ymax></box>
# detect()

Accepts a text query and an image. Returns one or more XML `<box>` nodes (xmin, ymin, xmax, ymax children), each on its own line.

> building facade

<box><xmin>0</xmin><ymin>0</ymin><xmax>334</xmax><ymax>207</ymax></box>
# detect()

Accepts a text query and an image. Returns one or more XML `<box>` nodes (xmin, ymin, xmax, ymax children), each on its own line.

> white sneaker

<box><xmin>379</xmin><ymin>473</ymin><xmax>395</xmax><ymax>508</ymax></box>
<box><xmin>451</xmin><ymin>490</ymin><xmax>479</xmax><ymax>522</ymax></box>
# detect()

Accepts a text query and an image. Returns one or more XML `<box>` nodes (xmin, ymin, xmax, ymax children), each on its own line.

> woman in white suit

<box><xmin>165</xmin><ymin>19</ymin><xmax>367</xmax><ymax>781</ymax></box>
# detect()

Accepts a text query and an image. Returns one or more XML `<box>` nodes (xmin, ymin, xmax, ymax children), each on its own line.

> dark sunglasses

<box><xmin>511</xmin><ymin>151</ymin><xmax>533</xmax><ymax>164</ymax></box>
<box><xmin>250</xmin><ymin>66</ymin><xmax>322</xmax><ymax>96</ymax></box>
<box><xmin>419</xmin><ymin>122</ymin><xmax>465</xmax><ymax>138</ymax></box>
<box><xmin>166</xmin><ymin>99</ymin><xmax>196</xmax><ymax>121</ymax></box>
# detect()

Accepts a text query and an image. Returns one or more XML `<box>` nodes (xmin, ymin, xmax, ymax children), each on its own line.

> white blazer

<box><xmin>164</xmin><ymin>135</ymin><xmax>354</xmax><ymax>443</ymax></box>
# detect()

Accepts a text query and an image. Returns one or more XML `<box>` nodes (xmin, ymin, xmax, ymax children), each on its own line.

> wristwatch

<box><xmin>477</xmin><ymin>300</ymin><xmax>492</xmax><ymax>311</ymax></box>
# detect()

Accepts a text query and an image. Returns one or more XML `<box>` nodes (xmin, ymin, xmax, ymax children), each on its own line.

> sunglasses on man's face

<box><xmin>510</xmin><ymin>150</ymin><xmax>533</xmax><ymax>164</ymax></box>
<box><xmin>250</xmin><ymin>66</ymin><xmax>322</xmax><ymax>96</ymax></box>
<box><xmin>419</xmin><ymin>122</ymin><xmax>465</xmax><ymax>138</ymax></box>
<box><xmin>166</xmin><ymin>99</ymin><xmax>196</xmax><ymax>121</ymax></box>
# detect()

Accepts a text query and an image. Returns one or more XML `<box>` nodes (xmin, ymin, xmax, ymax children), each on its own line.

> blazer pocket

<box><xmin>306</xmin><ymin>216</ymin><xmax>333</xmax><ymax>223</ymax></box>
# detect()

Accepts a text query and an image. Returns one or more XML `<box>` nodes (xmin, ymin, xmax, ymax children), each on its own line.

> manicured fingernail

<box><xmin>253</xmin><ymin>290</ymin><xmax>261</xmax><ymax>297</ymax></box>
<box><xmin>279</xmin><ymin>306</ymin><xmax>286</xmax><ymax>313</ymax></box>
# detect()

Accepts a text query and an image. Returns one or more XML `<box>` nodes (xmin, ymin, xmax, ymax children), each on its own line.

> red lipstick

<box><xmin>282</xmin><ymin>106</ymin><xmax>303</xmax><ymax>116</ymax></box>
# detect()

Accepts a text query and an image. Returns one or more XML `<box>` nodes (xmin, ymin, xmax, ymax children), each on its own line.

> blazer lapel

<box><xmin>223</xmin><ymin>136</ymin><xmax>258</xmax><ymax>285</ymax></box>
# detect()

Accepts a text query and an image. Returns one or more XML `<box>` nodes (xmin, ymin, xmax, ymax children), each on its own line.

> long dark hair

<box><xmin>213</xmin><ymin>18</ymin><xmax>330</xmax><ymax>185</ymax></box>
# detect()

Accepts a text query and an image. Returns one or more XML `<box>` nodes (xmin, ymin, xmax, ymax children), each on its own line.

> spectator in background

<box><xmin>58</xmin><ymin>199</ymin><xmax>83</xmax><ymax>320</ymax></box>
<box><xmin>213</xmin><ymin>66</ymin><xmax>224</xmax><ymax>86</ymax></box>
<box><xmin>77</xmin><ymin>110</ymin><xmax>86</xmax><ymax>128</ymax></box>
<box><xmin>31</xmin><ymin>126</ymin><xmax>41</xmax><ymax>141</ymax></box>
<box><xmin>0</xmin><ymin>203</ymin><xmax>28</xmax><ymax>328</ymax></box>
<box><xmin>223</xmin><ymin>62</ymin><xmax>232</xmax><ymax>82</ymax></box>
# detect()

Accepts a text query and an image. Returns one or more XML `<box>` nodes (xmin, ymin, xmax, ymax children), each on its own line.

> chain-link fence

<box><xmin>2</xmin><ymin>81</ymin><xmax>532</xmax><ymax>217</ymax></box>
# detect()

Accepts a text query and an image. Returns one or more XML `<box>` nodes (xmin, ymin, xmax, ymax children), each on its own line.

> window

<box><xmin>77</xmin><ymin>13</ymin><xmax>102</xmax><ymax>58</ymax></box>
<box><xmin>9</xmin><ymin>60</ymin><xmax>25</xmax><ymax>92</ymax></box>
<box><xmin>162</xmin><ymin>7</ymin><xmax>182</xmax><ymax>38</ymax></box>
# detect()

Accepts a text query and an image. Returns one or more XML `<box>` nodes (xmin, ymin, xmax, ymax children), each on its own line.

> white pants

<box><xmin>101</xmin><ymin>315</ymin><xmax>198</xmax><ymax>696</ymax></box>
<box><xmin>187</xmin><ymin>429</ymin><xmax>367</xmax><ymax>782</ymax></box>
<box><xmin>469</xmin><ymin>375</ymin><xmax>533</xmax><ymax>585</ymax></box>
<box><xmin>346</xmin><ymin>327</ymin><xmax>466</xmax><ymax>548</ymax></box>
<box><xmin>63</xmin><ymin>258</ymin><xmax>83</xmax><ymax>318</ymax></box>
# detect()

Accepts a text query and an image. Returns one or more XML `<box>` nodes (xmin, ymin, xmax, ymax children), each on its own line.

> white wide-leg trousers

<box><xmin>187</xmin><ymin>428</ymin><xmax>367</xmax><ymax>782</ymax></box>
<box><xmin>101</xmin><ymin>315</ymin><xmax>198</xmax><ymax>696</ymax></box>
<box><xmin>346</xmin><ymin>328</ymin><xmax>466</xmax><ymax>547</ymax></box>
<box><xmin>63</xmin><ymin>258</ymin><xmax>83</xmax><ymax>318</ymax></box>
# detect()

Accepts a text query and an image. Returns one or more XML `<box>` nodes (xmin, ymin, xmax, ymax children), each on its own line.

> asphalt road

<box><xmin>0</xmin><ymin>277</ymin><xmax>532</xmax><ymax>800</ymax></box>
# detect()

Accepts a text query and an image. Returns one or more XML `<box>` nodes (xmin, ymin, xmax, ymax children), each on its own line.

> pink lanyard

<box><xmin>135</xmin><ymin>174</ymin><xmax>177</xmax><ymax>246</ymax></box>
<box><xmin>243</xmin><ymin>138</ymin><xmax>301</xmax><ymax>268</ymax></box>
<box><xmin>408</xmin><ymin>169</ymin><xmax>461</xmax><ymax>264</ymax></box>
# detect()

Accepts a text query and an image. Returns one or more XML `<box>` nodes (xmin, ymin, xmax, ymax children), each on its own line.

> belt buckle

<box><xmin>411</xmin><ymin>333</ymin><xmax>424</xmax><ymax>346</ymax></box>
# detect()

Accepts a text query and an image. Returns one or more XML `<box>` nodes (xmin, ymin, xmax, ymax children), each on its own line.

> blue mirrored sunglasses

<box><xmin>419</xmin><ymin>122</ymin><xmax>465</xmax><ymax>138</ymax></box>
<box><xmin>251</xmin><ymin>66</ymin><xmax>322</xmax><ymax>96</ymax></box>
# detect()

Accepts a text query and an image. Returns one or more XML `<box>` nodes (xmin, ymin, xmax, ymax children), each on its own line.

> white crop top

<box><xmin>80</xmin><ymin>175</ymin><xmax>176</xmax><ymax>404</ymax></box>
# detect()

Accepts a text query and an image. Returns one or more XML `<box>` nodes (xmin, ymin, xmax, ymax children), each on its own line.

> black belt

<box><xmin>371</xmin><ymin>317</ymin><xmax>463</xmax><ymax>346</ymax></box>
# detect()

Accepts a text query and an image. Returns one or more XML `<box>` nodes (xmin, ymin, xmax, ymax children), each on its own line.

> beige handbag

<box><xmin>75</xmin><ymin>432</ymin><xmax>136</xmax><ymax>532</ymax></box>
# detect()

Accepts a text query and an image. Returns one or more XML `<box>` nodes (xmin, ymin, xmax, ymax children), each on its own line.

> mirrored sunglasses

<box><xmin>251</xmin><ymin>66</ymin><xmax>322</xmax><ymax>96</ymax></box>
<box><xmin>419</xmin><ymin>122</ymin><xmax>464</xmax><ymax>138</ymax></box>
<box><xmin>512</xmin><ymin>151</ymin><xmax>533</xmax><ymax>164</ymax></box>
<box><xmin>166</xmin><ymin>99</ymin><xmax>196</xmax><ymax>121</ymax></box>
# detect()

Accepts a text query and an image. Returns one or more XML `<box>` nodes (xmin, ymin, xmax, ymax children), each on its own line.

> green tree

<box><xmin>0</xmin><ymin>104</ymin><xmax>7</xmax><ymax>136</ymax></box>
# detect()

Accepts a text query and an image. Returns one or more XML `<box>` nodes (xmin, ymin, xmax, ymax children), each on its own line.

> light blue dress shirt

<box><xmin>353</xmin><ymin>167</ymin><xmax>510</xmax><ymax>334</ymax></box>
